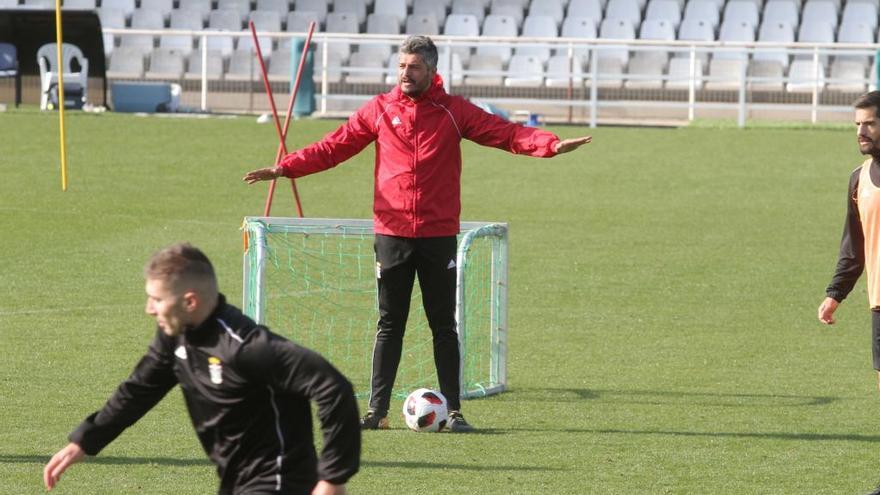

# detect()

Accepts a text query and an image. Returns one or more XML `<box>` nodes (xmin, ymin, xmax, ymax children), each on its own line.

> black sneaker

<box><xmin>447</xmin><ymin>410</ymin><xmax>474</xmax><ymax>433</ymax></box>
<box><xmin>360</xmin><ymin>410</ymin><xmax>389</xmax><ymax>430</ymax></box>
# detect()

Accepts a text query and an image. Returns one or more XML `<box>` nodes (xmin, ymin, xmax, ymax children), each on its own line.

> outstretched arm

<box><xmin>43</xmin><ymin>443</ymin><xmax>86</xmax><ymax>490</ymax></box>
<box><xmin>554</xmin><ymin>136</ymin><xmax>592</xmax><ymax>154</ymax></box>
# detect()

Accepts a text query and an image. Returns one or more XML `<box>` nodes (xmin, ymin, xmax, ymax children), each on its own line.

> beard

<box><xmin>860</xmin><ymin>139</ymin><xmax>880</xmax><ymax>158</ymax></box>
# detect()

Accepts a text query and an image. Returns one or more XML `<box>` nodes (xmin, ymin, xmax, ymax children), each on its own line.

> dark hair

<box><xmin>399</xmin><ymin>35</ymin><xmax>438</xmax><ymax>72</ymax></box>
<box><xmin>144</xmin><ymin>243</ymin><xmax>216</xmax><ymax>291</ymax></box>
<box><xmin>854</xmin><ymin>91</ymin><xmax>880</xmax><ymax>117</ymax></box>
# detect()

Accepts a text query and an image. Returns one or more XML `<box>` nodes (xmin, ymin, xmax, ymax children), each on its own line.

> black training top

<box><xmin>826</xmin><ymin>159</ymin><xmax>880</xmax><ymax>303</ymax></box>
<box><xmin>69</xmin><ymin>295</ymin><xmax>361</xmax><ymax>494</ymax></box>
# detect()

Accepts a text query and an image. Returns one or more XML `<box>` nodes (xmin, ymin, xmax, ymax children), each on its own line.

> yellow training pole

<box><xmin>54</xmin><ymin>0</ymin><xmax>69</xmax><ymax>191</ymax></box>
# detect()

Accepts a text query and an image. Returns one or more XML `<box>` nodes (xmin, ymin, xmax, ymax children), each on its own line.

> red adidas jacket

<box><xmin>278</xmin><ymin>75</ymin><xmax>561</xmax><ymax>238</ymax></box>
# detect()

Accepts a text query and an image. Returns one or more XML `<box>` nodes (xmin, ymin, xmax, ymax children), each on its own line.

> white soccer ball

<box><xmin>402</xmin><ymin>388</ymin><xmax>448</xmax><ymax>432</ymax></box>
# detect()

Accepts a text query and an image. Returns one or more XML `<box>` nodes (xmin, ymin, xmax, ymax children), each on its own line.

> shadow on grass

<box><xmin>577</xmin><ymin>428</ymin><xmax>880</xmax><ymax>444</ymax></box>
<box><xmin>363</xmin><ymin>460</ymin><xmax>563</xmax><ymax>471</ymax></box>
<box><xmin>0</xmin><ymin>454</ymin><xmax>211</xmax><ymax>466</ymax></box>
<box><xmin>493</xmin><ymin>387</ymin><xmax>839</xmax><ymax>407</ymax></box>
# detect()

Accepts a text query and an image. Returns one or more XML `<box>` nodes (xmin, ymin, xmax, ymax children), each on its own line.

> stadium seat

<box><xmin>334</xmin><ymin>0</ymin><xmax>368</xmax><ymax>26</ymax></box>
<box><xmin>761</xmin><ymin>0</ymin><xmax>799</xmax><ymax>32</ymax></box>
<box><xmin>464</xmin><ymin>54</ymin><xmax>504</xmax><ymax>85</ymax></box>
<box><xmin>682</xmin><ymin>0</ymin><xmax>720</xmax><ymax>31</ymax></box>
<box><xmin>800</xmin><ymin>0</ymin><xmax>838</xmax><ymax>31</ymax></box>
<box><xmin>490</xmin><ymin>0</ymin><xmax>524</xmax><ymax>26</ymax></box>
<box><xmin>287</xmin><ymin>11</ymin><xmax>322</xmax><ymax>32</ymax></box>
<box><xmin>786</xmin><ymin>58</ymin><xmax>825</xmax><ymax>92</ymax></box>
<box><xmin>268</xmin><ymin>48</ymin><xmax>293</xmax><ymax>81</ymax></box>
<box><xmin>747</xmin><ymin>59</ymin><xmax>785</xmax><ymax>91</ymax></box>
<box><xmin>714</xmin><ymin>20</ymin><xmax>755</xmax><ymax>61</ymax></box>
<box><xmin>516</xmin><ymin>15</ymin><xmax>558</xmax><ymax>62</ymax></box>
<box><xmin>313</xmin><ymin>49</ymin><xmax>345</xmax><ymax>82</ymax></box>
<box><xmin>160</xmin><ymin>11</ymin><xmax>201</xmax><ymax>57</ymax></box>
<box><xmin>102</xmin><ymin>0</ymin><xmax>136</xmax><ymax>21</ymax></box>
<box><xmin>37</xmin><ymin>42</ymin><xmax>88</xmax><ymax>109</ymax></box>
<box><xmin>436</xmin><ymin>51</ymin><xmax>465</xmax><ymax>85</ymax></box>
<box><xmin>624</xmin><ymin>54</ymin><xmax>665</xmax><ymax>89</ymax></box>
<box><xmin>121</xmin><ymin>12</ymin><xmax>161</xmax><ymax>58</ymax></box>
<box><xmin>139</xmin><ymin>0</ymin><xmax>174</xmax><ymax>23</ymax></box>
<box><xmin>566</xmin><ymin>0</ymin><xmax>603</xmax><ymax>21</ymax></box>
<box><xmin>528</xmin><ymin>0</ymin><xmax>564</xmax><ymax>28</ymax></box>
<box><xmin>842</xmin><ymin>1</ymin><xmax>878</xmax><ymax>31</ymax></box>
<box><xmin>360</xmin><ymin>13</ymin><xmax>400</xmax><ymax>60</ymax></box>
<box><xmin>257</xmin><ymin>0</ymin><xmax>292</xmax><ymax>24</ymax></box>
<box><xmin>63</xmin><ymin>0</ymin><xmax>97</xmax><ymax>9</ymax></box>
<box><xmin>666</xmin><ymin>56</ymin><xmax>704</xmax><ymax>89</ymax></box>
<box><xmin>325</xmin><ymin>12</ymin><xmax>358</xmax><ymax>61</ymax></box>
<box><xmin>604</xmin><ymin>0</ymin><xmax>641</xmax><ymax>30</ymax></box>
<box><xmin>374</xmin><ymin>0</ymin><xmax>408</xmax><ymax>27</ymax></box>
<box><xmin>293</xmin><ymin>0</ymin><xmax>329</xmax><ymax>26</ymax></box>
<box><xmin>0</xmin><ymin>0</ymin><xmax>18</xmax><ymax>7</ymax></box>
<box><xmin>505</xmin><ymin>54</ymin><xmax>544</xmax><ymax>86</ymax></box>
<box><xmin>598</xmin><ymin>17</ymin><xmax>635</xmax><ymax>67</ymax></box>
<box><xmin>178</xmin><ymin>0</ymin><xmax>212</xmax><ymax>24</ymax></box>
<box><xmin>636</xmin><ymin>19</ymin><xmax>674</xmax><ymax>67</ymax></box>
<box><xmin>22</xmin><ymin>0</ymin><xmax>54</xmax><ymax>8</ymax></box>
<box><xmin>704</xmin><ymin>58</ymin><xmax>746</xmax><ymax>90</ymax></box>
<box><xmin>224</xmin><ymin>49</ymin><xmax>260</xmax><ymax>82</ymax></box>
<box><xmin>237</xmin><ymin>30</ymin><xmax>273</xmax><ymax>56</ymax></box>
<box><xmin>644</xmin><ymin>0</ymin><xmax>681</xmax><ymax>30</ymax></box>
<box><xmin>444</xmin><ymin>14</ymin><xmax>480</xmax><ymax>64</ymax></box>
<box><xmin>345</xmin><ymin>51</ymin><xmax>387</xmax><ymax>83</ymax></box>
<box><xmin>753</xmin><ymin>21</ymin><xmax>793</xmax><ymax>69</ymax></box>
<box><xmin>249</xmin><ymin>10</ymin><xmax>283</xmax><ymax>33</ymax></box>
<box><xmin>184</xmin><ymin>49</ymin><xmax>224</xmax><ymax>80</ymax></box>
<box><xmin>833</xmin><ymin>22</ymin><xmax>874</xmax><ymax>66</ymax></box>
<box><xmin>796</xmin><ymin>20</ymin><xmax>834</xmax><ymax>64</ymax></box>
<box><xmin>560</xmin><ymin>16</ymin><xmax>597</xmax><ymax>61</ymax></box>
<box><xmin>145</xmin><ymin>48</ymin><xmax>185</xmax><ymax>80</ymax></box>
<box><xmin>479</xmin><ymin>15</ymin><xmax>518</xmax><ymax>63</ymax></box>
<box><xmin>98</xmin><ymin>7</ymin><xmax>126</xmax><ymax>55</ymax></box>
<box><xmin>107</xmin><ymin>47</ymin><xmax>146</xmax><ymax>78</ymax></box>
<box><xmin>722</xmin><ymin>0</ymin><xmax>759</xmax><ymax>30</ymax></box>
<box><xmin>405</xmin><ymin>13</ymin><xmax>441</xmax><ymax>34</ymax></box>
<box><xmin>217</xmin><ymin>0</ymin><xmax>251</xmax><ymax>24</ymax></box>
<box><xmin>451</xmin><ymin>0</ymin><xmax>487</xmax><ymax>25</ymax></box>
<box><xmin>209</xmin><ymin>9</ymin><xmax>243</xmax><ymax>31</ymax></box>
<box><xmin>827</xmin><ymin>59</ymin><xmax>868</xmax><ymax>92</ymax></box>
<box><xmin>413</xmin><ymin>0</ymin><xmax>448</xmax><ymax>27</ymax></box>
<box><xmin>545</xmin><ymin>54</ymin><xmax>586</xmax><ymax>87</ymax></box>
<box><xmin>204</xmin><ymin>31</ymin><xmax>235</xmax><ymax>58</ymax></box>
<box><xmin>592</xmin><ymin>57</ymin><xmax>626</xmax><ymax>88</ymax></box>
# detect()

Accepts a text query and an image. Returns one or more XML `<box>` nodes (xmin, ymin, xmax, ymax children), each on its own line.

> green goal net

<box><xmin>242</xmin><ymin>217</ymin><xmax>508</xmax><ymax>400</ymax></box>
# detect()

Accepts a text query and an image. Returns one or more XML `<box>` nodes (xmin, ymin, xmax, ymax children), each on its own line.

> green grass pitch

<box><xmin>1</xmin><ymin>107</ymin><xmax>878</xmax><ymax>494</ymax></box>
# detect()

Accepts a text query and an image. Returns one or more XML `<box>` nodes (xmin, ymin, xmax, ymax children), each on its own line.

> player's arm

<box><xmin>820</xmin><ymin>168</ymin><xmax>865</xmax><ymax>324</ymax></box>
<box><xmin>456</xmin><ymin>99</ymin><xmax>591</xmax><ymax>157</ymax></box>
<box><xmin>44</xmin><ymin>330</ymin><xmax>178</xmax><ymax>489</ymax></box>
<box><xmin>243</xmin><ymin>102</ymin><xmax>379</xmax><ymax>184</ymax></box>
<box><xmin>43</xmin><ymin>442</ymin><xmax>85</xmax><ymax>490</ymax></box>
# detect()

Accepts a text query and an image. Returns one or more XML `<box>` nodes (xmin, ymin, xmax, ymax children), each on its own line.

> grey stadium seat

<box><xmin>145</xmin><ymin>48</ymin><xmax>185</xmax><ymax>80</ymax></box>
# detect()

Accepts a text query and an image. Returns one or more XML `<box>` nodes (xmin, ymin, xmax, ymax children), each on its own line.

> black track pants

<box><xmin>368</xmin><ymin>234</ymin><xmax>461</xmax><ymax>415</ymax></box>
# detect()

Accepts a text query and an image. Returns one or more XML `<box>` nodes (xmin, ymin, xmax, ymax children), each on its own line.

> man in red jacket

<box><xmin>244</xmin><ymin>35</ymin><xmax>591</xmax><ymax>432</ymax></box>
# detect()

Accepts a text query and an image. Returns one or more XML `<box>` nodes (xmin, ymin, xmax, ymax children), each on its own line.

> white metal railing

<box><xmin>104</xmin><ymin>28</ymin><xmax>879</xmax><ymax>126</ymax></box>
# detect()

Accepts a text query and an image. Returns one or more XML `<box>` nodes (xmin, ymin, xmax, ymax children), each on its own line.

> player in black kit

<box><xmin>44</xmin><ymin>243</ymin><xmax>360</xmax><ymax>494</ymax></box>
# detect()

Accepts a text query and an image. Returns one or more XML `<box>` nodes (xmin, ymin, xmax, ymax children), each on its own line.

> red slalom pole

<box><xmin>250</xmin><ymin>20</ymin><xmax>315</xmax><ymax>217</ymax></box>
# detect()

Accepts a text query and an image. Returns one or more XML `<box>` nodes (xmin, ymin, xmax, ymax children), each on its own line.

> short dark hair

<box><xmin>854</xmin><ymin>91</ymin><xmax>880</xmax><ymax>118</ymax></box>
<box><xmin>145</xmin><ymin>243</ymin><xmax>216</xmax><ymax>292</ymax></box>
<box><xmin>399</xmin><ymin>35</ymin><xmax>438</xmax><ymax>72</ymax></box>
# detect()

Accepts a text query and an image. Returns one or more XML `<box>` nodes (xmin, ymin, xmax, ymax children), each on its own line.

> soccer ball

<box><xmin>402</xmin><ymin>388</ymin><xmax>448</xmax><ymax>432</ymax></box>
